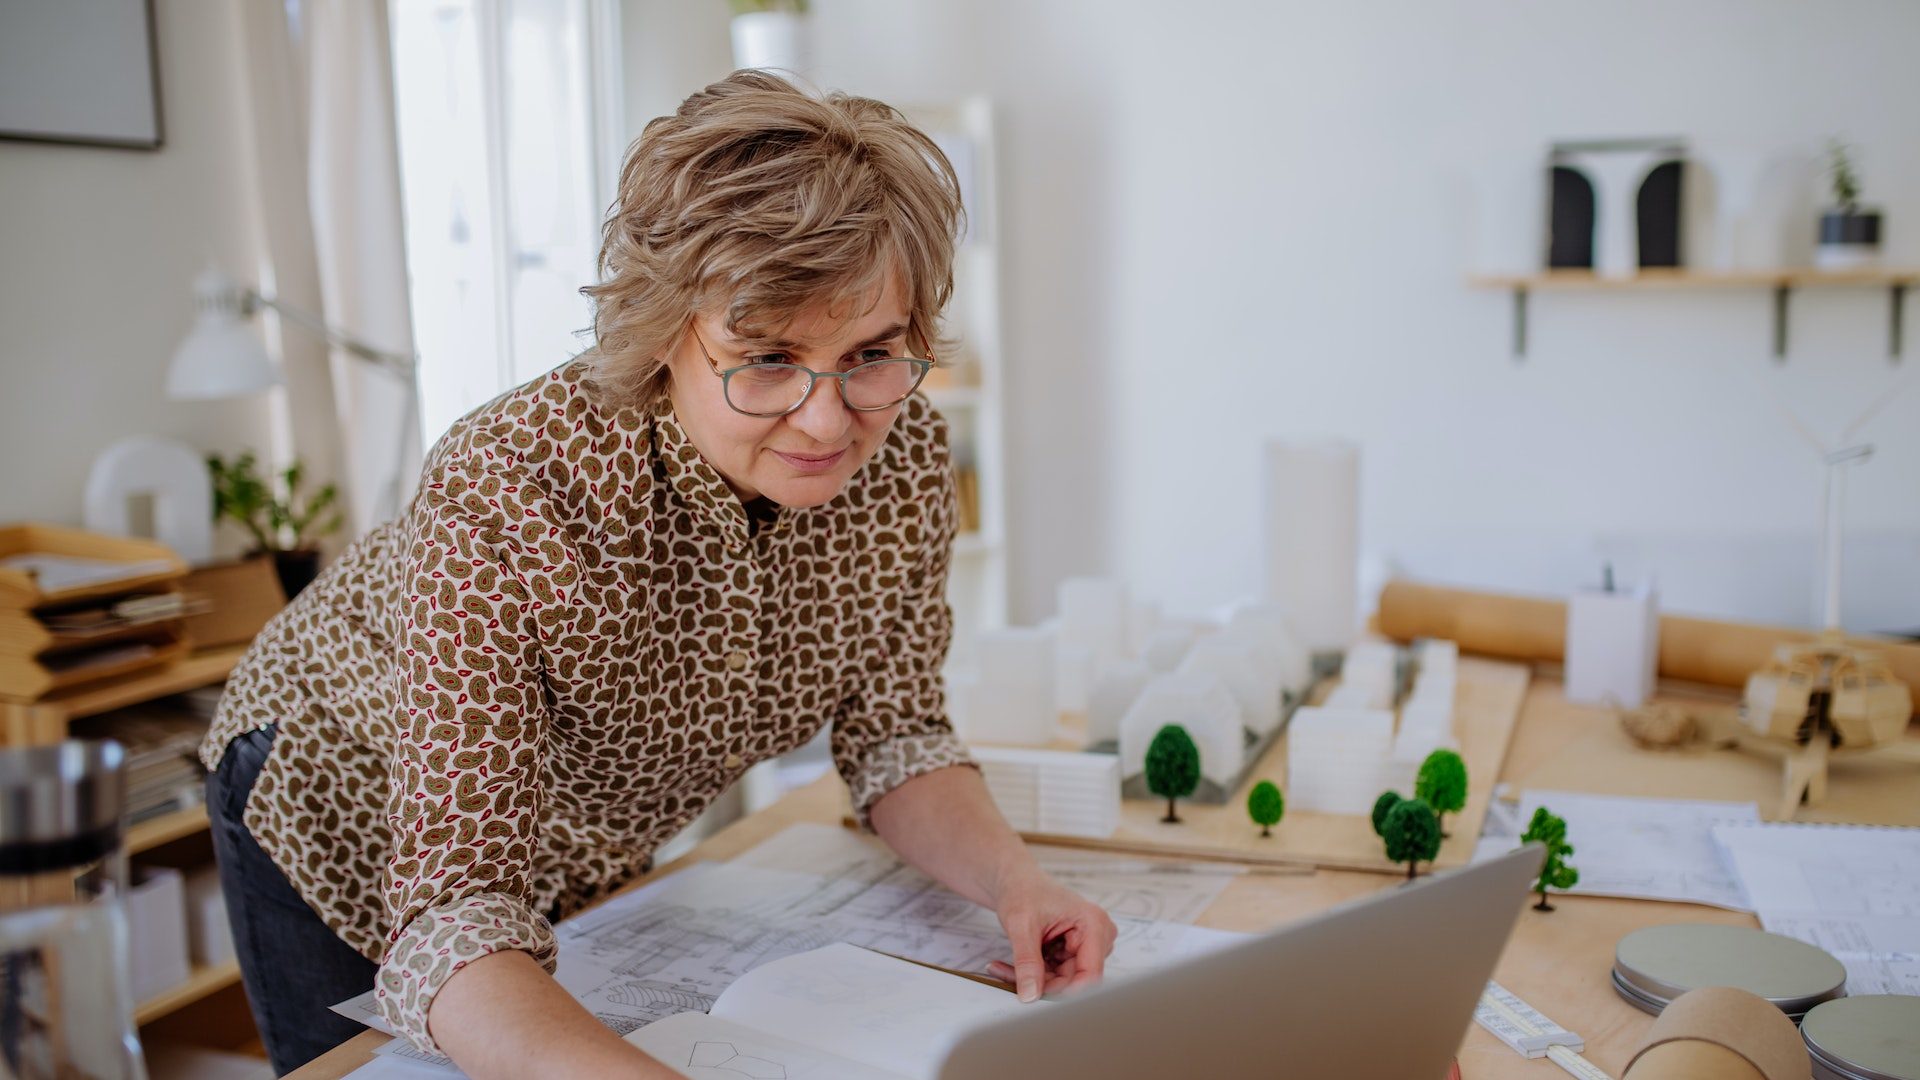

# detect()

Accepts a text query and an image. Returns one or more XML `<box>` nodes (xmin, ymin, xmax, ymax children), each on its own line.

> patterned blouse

<box><xmin>199</xmin><ymin>357</ymin><xmax>973</xmax><ymax>1052</ymax></box>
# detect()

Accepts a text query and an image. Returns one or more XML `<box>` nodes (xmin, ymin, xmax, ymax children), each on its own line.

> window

<box><xmin>389</xmin><ymin>0</ymin><xmax>623</xmax><ymax>445</ymax></box>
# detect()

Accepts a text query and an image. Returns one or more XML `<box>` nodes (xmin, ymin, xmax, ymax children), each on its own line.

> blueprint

<box><xmin>1713</xmin><ymin>822</ymin><xmax>1920</xmax><ymax>997</ymax></box>
<box><xmin>343</xmin><ymin>825</ymin><xmax>1243</xmax><ymax>1077</ymax></box>
<box><xmin>1473</xmin><ymin>788</ymin><xmax>1759</xmax><ymax>910</ymax></box>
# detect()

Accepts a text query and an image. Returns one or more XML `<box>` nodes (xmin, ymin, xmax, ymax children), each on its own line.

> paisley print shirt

<box><xmin>199</xmin><ymin>358</ymin><xmax>973</xmax><ymax>1052</ymax></box>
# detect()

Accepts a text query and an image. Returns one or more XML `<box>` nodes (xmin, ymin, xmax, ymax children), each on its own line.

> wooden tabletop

<box><xmin>293</xmin><ymin>674</ymin><xmax>1770</xmax><ymax>1079</ymax></box>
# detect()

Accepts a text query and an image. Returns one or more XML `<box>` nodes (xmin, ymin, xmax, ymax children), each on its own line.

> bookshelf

<box><xmin>0</xmin><ymin>644</ymin><xmax>249</xmax><ymax>1031</ymax></box>
<box><xmin>905</xmin><ymin>97</ymin><xmax>1010</xmax><ymax>669</ymax></box>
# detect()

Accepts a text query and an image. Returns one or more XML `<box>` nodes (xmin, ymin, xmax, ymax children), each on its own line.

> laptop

<box><xmin>938</xmin><ymin>844</ymin><xmax>1546</xmax><ymax>1079</ymax></box>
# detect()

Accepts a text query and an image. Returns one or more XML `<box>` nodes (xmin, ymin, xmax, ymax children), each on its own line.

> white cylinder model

<box><xmin>1262</xmin><ymin>440</ymin><xmax>1359</xmax><ymax>652</ymax></box>
<box><xmin>730</xmin><ymin>12</ymin><xmax>811</xmax><ymax>77</ymax></box>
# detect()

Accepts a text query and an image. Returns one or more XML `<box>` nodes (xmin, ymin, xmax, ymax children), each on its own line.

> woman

<box><xmin>202</xmin><ymin>70</ymin><xmax>1116</xmax><ymax>1078</ymax></box>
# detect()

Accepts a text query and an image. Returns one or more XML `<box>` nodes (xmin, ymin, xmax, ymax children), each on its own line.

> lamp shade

<box><xmin>166</xmin><ymin>268</ymin><xmax>281</xmax><ymax>400</ymax></box>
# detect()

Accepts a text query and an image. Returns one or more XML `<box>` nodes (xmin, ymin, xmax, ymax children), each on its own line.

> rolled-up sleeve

<box><xmin>374</xmin><ymin>452</ymin><xmax>573</xmax><ymax>1052</ymax></box>
<box><xmin>832</xmin><ymin>418</ymin><xmax>976</xmax><ymax>827</ymax></box>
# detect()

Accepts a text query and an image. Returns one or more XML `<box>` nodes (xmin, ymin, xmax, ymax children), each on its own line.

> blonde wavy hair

<box><xmin>584</xmin><ymin>70</ymin><xmax>965</xmax><ymax>409</ymax></box>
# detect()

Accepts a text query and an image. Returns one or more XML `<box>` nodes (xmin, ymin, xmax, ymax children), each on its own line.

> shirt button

<box><xmin>726</xmin><ymin>651</ymin><xmax>750</xmax><ymax>672</ymax></box>
<box><xmin>724</xmin><ymin>753</ymin><xmax>745</xmax><ymax>769</ymax></box>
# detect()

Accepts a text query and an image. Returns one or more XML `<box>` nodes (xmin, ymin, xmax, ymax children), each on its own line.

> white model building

<box><xmin>1565</xmin><ymin>583</ymin><xmax>1659</xmax><ymax>708</ymax></box>
<box><xmin>1086</xmin><ymin>659</ymin><xmax>1151</xmax><ymax>748</ymax></box>
<box><xmin>1224</xmin><ymin>603</ymin><xmax>1314</xmax><ymax>697</ymax></box>
<box><xmin>1141</xmin><ymin>623</ymin><xmax>1200</xmax><ymax>673</ymax></box>
<box><xmin>1057</xmin><ymin>577</ymin><xmax>1130</xmax><ymax>673</ymax></box>
<box><xmin>1285</xmin><ymin>705</ymin><xmax>1399</xmax><ymax>815</ymax></box>
<box><xmin>1055</xmin><ymin>638</ymin><xmax>1095</xmax><ymax>714</ymax></box>
<box><xmin>973</xmin><ymin>747</ymin><xmax>1121</xmax><ymax>839</ymax></box>
<box><xmin>1324</xmin><ymin>682</ymin><xmax>1393</xmax><ymax>711</ymax></box>
<box><xmin>1118</xmin><ymin>671</ymin><xmax>1245</xmax><ymax>796</ymax></box>
<box><xmin>1179</xmin><ymin>637</ymin><xmax>1281</xmax><ymax>737</ymax></box>
<box><xmin>959</xmin><ymin>626</ymin><xmax>1059</xmax><ymax>747</ymax></box>
<box><xmin>1340</xmin><ymin>639</ymin><xmax>1401</xmax><ymax>703</ymax></box>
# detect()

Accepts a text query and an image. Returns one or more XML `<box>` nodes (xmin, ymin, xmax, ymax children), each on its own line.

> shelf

<box><xmin>1468</xmin><ymin>268</ymin><xmax>1919</xmax><ymax>290</ymax></box>
<box><xmin>4</xmin><ymin>643</ymin><xmax>246</xmax><ymax>726</ymax></box>
<box><xmin>128</xmin><ymin>803</ymin><xmax>210</xmax><ymax>855</ymax></box>
<box><xmin>136</xmin><ymin>960</ymin><xmax>242</xmax><ymax>1026</ymax></box>
<box><xmin>1467</xmin><ymin>268</ymin><xmax>1916</xmax><ymax>360</ymax></box>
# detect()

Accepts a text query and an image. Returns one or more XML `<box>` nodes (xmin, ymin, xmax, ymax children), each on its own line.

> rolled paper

<box><xmin>1376</xmin><ymin>579</ymin><xmax>1920</xmax><ymax>701</ymax></box>
<box><xmin>1624</xmin><ymin>986</ymin><xmax>1811</xmax><ymax>1080</ymax></box>
<box><xmin>1262</xmin><ymin>439</ymin><xmax>1359</xmax><ymax>652</ymax></box>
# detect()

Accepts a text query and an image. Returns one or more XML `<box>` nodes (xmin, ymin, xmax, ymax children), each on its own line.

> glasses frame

<box><xmin>689</xmin><ymin>322</ymin><xmax>936</xmax><ymax>419</ymax></box>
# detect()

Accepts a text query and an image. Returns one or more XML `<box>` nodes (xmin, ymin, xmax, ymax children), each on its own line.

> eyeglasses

<box><xmin>689</xmin><ymin>323</ymin><xmax>935</xmax><ymax>418</ymax></box>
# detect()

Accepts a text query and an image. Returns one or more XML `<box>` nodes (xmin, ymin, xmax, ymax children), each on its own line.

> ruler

<box><xmin>1474</xmin><ymin>981</ymin><xmax>1613</xmax><ymax>1080</ymax></box>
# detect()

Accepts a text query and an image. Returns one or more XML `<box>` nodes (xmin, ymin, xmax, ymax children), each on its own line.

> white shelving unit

<box><xmin>907</xmin><ymin>97</ymin><xmax>1009</xmax><ymax>669</ymax></box>
<box><xmin>734</xmin><ymin>97</ymin><xmax>1008</xmax><ymax>815</ymax></box>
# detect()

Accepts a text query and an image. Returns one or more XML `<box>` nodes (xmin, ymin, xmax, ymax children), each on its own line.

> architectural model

<box><xmin>954</xmin><ymin>626</ymin><xmax>1057</xmax><ymax>746</ymax></box>
<box><xmin>1285</xmin><ymin>705</ymin><xmax>1398</xmax><ymax>815</ymax></box>
<box><xmin>1118</xmin><ymin>672</ymin><xmax>1245</xmax><ymax>802</ymax></box>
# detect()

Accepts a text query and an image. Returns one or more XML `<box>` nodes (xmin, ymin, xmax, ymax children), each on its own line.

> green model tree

<box><xmin>1145</xmin><ymin>725</ymin><xmax>1201</xmax><ymax>824</ymax></box>
<box><xmin>1371</xmin><ymin>790</ymin><xmax>1403</xmax><ymax>837</ymax></box>
<box><xmin>1519</xmin><ymin>807</ymin><xmax>1579</xmax><ymax>911</ymax></box>
<box><xmin>1414</xmin><ymin>749</ymin><xmax>1469</xmax><ymax>838</ymax></box>
<box><xmin>1247</xmin><ymin>780</ymin><xmax>1285</xmax><ymax>838</ymax></box>
<box><xmin>1382</xmin><ymin>797</ymin><xmax>1443</xmax><ymax>882</ymax></box>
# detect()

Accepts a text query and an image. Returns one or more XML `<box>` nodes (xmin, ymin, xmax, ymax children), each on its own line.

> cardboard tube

<box><xmin>1377</xmin><ymin>580</ymin><xmax>1920</xmax><ymax>701</ymax></box>
<box><xmin>1623</xmin><ymin>987</ymin><xmax>1811</xmax><ymax>1080</ymax></box>
<box><xmin>1628</xmin><ymin>1041</ymin><xmax>1767</xmax><ymax>1080</ymax></box>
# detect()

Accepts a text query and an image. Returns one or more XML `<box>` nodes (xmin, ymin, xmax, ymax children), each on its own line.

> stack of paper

<box><xmin>1712</xmin><ymin>823</ymin><xmax>1920</xmax><ymax>996</ymax></box>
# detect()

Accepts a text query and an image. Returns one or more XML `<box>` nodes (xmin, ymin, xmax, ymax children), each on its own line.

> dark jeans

<box><xmin>208</xmin><ymin>726</ymin><xmax>379</xmax><ymax>1076</ymax></box>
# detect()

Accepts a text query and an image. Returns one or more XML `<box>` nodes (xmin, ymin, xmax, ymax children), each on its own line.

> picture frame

<box><xmin>0</xmin><ymin>0</ymin><xmax>164</xmax><ymax>150</ymax></box>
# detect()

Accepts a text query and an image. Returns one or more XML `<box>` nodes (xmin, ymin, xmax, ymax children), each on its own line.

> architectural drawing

<box><xmin>689</xmin><ymin>1041</ymin><xmax>788</xmax><ymax>1079</ymax></box>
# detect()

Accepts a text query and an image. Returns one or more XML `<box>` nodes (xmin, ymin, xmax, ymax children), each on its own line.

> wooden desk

<box><xmin>294</xmin><ymin>677</ymin><xmax>1762</xmax><ymax>1079</ymax></box>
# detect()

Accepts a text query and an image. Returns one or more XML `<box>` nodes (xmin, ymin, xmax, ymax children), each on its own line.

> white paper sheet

<box><xmin>1713</xmin><ymin>822</ymin><xmax>1920</xmax><ymax>999</ymax></box>
<box><xmin>1473</xmin><ymin>789</ymin><xmax>1759</xmax><ymax>910</ymax></box>
<box><xmin>628</xmin><ymin>1011</ymin><xmax>903</xmax><ymax>1080</ymax></box>
<box><xmin>707</xmin><ymin>944</ymin><xmax>1031</xmax><ymax>1080</ymax></box>
<box><xmin>340</xmin><ymin>826</ymin><xmax>1243</xmax><ymax>1078</ymax></box>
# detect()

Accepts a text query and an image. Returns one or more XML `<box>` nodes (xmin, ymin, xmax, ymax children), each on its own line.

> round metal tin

<box><xmin>1613</xmin><ymin>924</ymin><xmax>1847</xmax><ymax>1020</ymax></box>
<box><xmin>1803</xmin><ymin>995</ymin><xmax>1920</xmax><ymax>1080</ymax></box>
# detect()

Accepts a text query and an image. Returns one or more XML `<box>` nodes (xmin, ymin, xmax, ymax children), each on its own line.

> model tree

<box><xmin>1382</xmin><ymin>797</ymin><xmax>1442</xmax><ymax>882</ymax></box>
<box><xmin>1414</xmin><ymin>749</ymin><xmax>1468</xmax><ymax>838</ymax></box>
<box><xmin>1146</xmin><ymin>724</ymin><xmax>1201</xmax><ymax>824</ymax></box>
<box><xmin>1247</xmin><ymin>780</ymin><xmax>1285</xmax><ymax>838</ymax></box>
<box><xmin>1370</xmin><ymin>790</ymin><xmax>1403</xmax><ymax>837</ymax></box>
<box><xmin>1519</xmin><ymin>807</ymin><xmax>1579</xmax><ymax>912</ymax></box>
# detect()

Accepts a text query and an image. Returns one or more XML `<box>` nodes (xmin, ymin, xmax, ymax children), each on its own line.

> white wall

<box><xmin>0</xmin><ymin>0</ymin><xmax>276</xmax><ymax>540</ymax></box>
<box><xmin>627</xmin><ymin>0</ymin><xmax>1920</xmax><ymax>634</ymax></box>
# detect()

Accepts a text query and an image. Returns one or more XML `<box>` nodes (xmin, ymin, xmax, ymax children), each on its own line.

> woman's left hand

<box><xmin>986</xmin><ymin>866</ymin><xmax>1118</xmax><ymax>1002</ymax></box>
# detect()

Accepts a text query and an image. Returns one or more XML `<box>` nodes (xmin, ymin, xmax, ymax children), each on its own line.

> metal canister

<box><xmin>1802</xmin><ymin>996</ymin><xmax>1920</xmax><ymax>1080</ymax></box>
<box><xmin>1613</xmin><ymin>924</ymin><xmax>1848</xmax><ymax>1021</ymax></box>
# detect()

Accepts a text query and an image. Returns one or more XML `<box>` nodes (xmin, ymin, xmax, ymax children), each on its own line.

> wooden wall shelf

<box><xmin>0</xmin><ymin>643</ymin><xmax>247</xmax><ymax>742</ymax></box>
<box><xmin>128</xmin><ymin>803</ymin><xmax>212</xmax><ymax>856</ymax></box>
<box><xmin>1467</xmin><ymin>268</ymin><xmax>1917</xmax><ymax>360</ymax></box>
<box><xmin>135</xmin><ymin>960</ymin><xmax>242</xmax><ymax>1026</ymax></box>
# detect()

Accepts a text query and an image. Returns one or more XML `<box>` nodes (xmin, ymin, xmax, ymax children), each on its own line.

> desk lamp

<box><xmin>166</xmin><ymin>267</ymin><xmax>420</xmax><ymax>524</ymax></box>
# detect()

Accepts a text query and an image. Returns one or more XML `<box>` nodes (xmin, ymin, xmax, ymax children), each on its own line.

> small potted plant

<box><xmin>1816</xmin><ymin>140</ymin><xmax>1882</xmax><ymax>270</ymax></box>
<box><xmin>207</xmin><ymin>452</ymin><xmax>343</xmax><ymax>599</ymax></box>
<box><xmin>729</xmin><ymin>0</ymin><xmax>810</xmax><ymax>76</ymax></box>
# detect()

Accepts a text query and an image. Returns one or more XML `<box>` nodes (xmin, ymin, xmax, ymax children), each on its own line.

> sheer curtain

<box><xmin>231</xmin><ymin>0</ymin><xmax>419</xmax><ymax>541</ymax></box>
